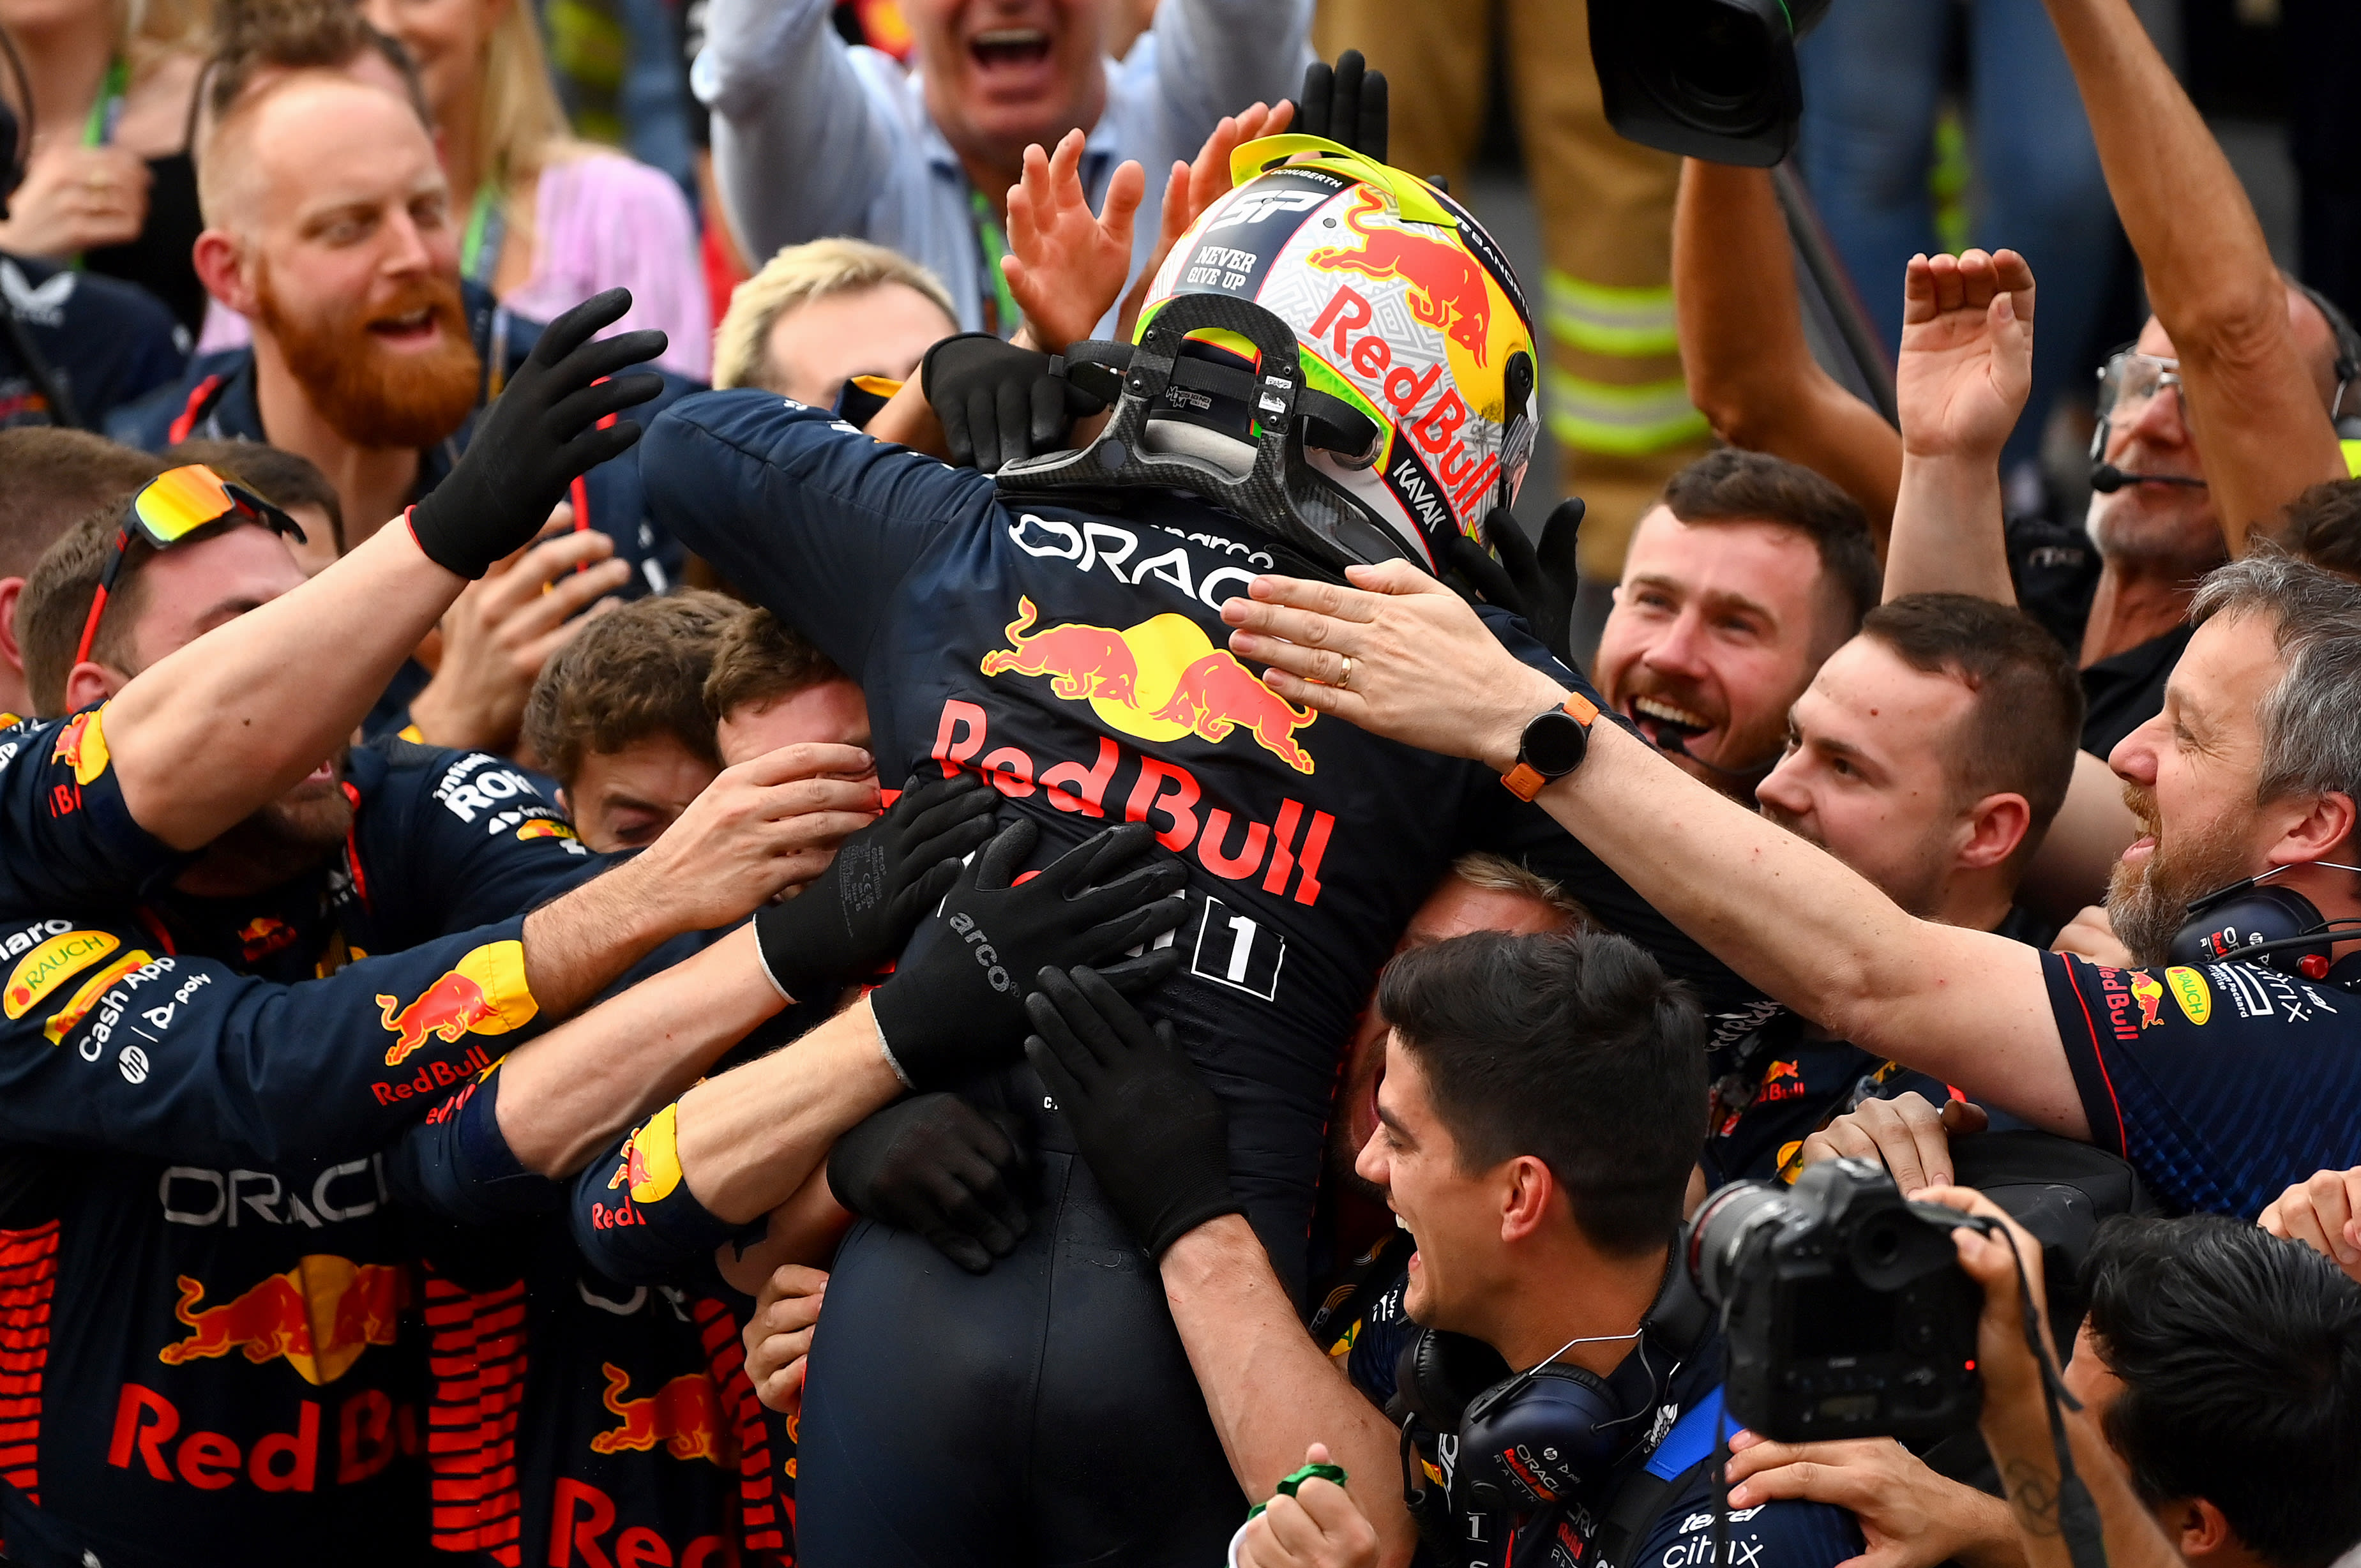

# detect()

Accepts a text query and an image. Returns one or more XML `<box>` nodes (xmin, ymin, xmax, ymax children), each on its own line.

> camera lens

<box><xmin>1628</xmin><ymin>0</ymin><xmax>1779</xmax><ymax>133</ymax></box>
<box><xmin>1688</xmin><ymin>1180</ymin><xmax>1793</xmax><ymax>1307</ymax></box>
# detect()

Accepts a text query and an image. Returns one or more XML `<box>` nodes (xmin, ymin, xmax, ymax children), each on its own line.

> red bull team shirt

<box><xmin>0</xmin><ymin>721</ymin><xmax>599</xmax><ymax>1567</ymax></box>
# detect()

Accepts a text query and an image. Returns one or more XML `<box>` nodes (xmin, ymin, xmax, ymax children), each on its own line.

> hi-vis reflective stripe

<box><xmin>1546</xmin><ymin>270</ymin><xmax>1680</xmax><ymax>357</ymax></box>
<box><xmin>1544</xmin><ymin>367</ymin><xmax>1710</xmax><ymax>456</ymax></box>
<box><xmin>2341</xmin><ymin>437</ymin><xmax>2360</xmax><ymax>478</ymax></box>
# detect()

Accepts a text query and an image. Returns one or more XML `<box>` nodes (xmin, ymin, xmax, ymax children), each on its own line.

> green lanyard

<box><xmin>967</xmin><ymin>187</ymin><xmax>1022</xmax><ymax>339</ymax></box>
<box><xmin>460</xmin><ymin>175</ymin><xmax>508</xmax><ymax>289</ymax></box>
<box><xmin>69</xmin><ymin>57</ymin><xmax>130</xmax><ymax>270</ymax></box>
<box><xmin>82</xmin><ymin>57</ymin><xmax>128</xmax><ymax>147</ymax></box>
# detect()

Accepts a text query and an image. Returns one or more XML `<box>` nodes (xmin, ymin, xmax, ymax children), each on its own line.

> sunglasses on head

<box><xmin>75</xmin><ymin>464</ymin><xmax>310</xmax><ymax>670</ymax></box>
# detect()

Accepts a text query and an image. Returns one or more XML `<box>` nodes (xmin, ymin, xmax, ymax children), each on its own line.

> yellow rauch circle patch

<box><xmin>2164</xmin><ymin>967</ymin><xmax>2212</xmax><ymax>1026</ymax></box>
<box><xmin>5</xmin><ymin>930</ymin><xmax>119</xmax><ymax>1018</ymax></box>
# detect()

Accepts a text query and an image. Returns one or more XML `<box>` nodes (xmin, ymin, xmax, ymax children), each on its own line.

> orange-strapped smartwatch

<box><xmin>1501</xmin><ymin>692</ymin><xmax>1600</xmax><ymax>801</ymax></box>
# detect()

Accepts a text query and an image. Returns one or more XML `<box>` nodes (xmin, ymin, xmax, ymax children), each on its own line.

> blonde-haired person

<box><xmin>361</xmin><ymin>0</ymin><xmax>709</xmax><ymax>378</ymax></box>
<box><xmin>0</xmin><ymin>0</ymin><xmax>213</xmax><ymax>332</ymax></box>
<box><xmin>713</xmin><ymin>236</ymin><xmax>955</xmax><ymax>404</ymax></box>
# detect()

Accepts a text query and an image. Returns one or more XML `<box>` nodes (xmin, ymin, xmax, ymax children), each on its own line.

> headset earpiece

<box><xmin>2171</xmin><ymin>877</ymin><xmax>2334</xmax><ymax>972</ymax></box>
<box><xmin>1457</xmin><ymin>1363</ymin><xmax>1627</xmax><ymax>1510</ymax></box>
<box><xmin>1391</xmin><ymin>1329</ymin><xmax>1510</xmax><ymax>1433</ymax></box>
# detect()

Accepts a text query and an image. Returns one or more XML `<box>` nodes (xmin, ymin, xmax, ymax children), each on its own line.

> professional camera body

<box><xmin>1587</xmin><ymin>0</ymin><xmax>1834</xmax><ymax>166</ymax></box>
<box><xmin>1688</xmin><ymin>1159</ymin><xmax>1985</xmax><ymax>1444</ymax></box>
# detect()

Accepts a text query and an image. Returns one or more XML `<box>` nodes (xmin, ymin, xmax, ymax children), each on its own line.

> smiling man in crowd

<box><xmin>694</xmin><ymin>0</ymin><xmax>1312</xmax><ymax>336</ymax></box>
<box><xmin>1594</xmin><ymin>448</ymin><xmax>1883</xmax><ymax>803</ymax></box>
<box><xmin>109</xmin><ymin>70</ymin><xmax>689</xmax><ymax>594</ymax></box>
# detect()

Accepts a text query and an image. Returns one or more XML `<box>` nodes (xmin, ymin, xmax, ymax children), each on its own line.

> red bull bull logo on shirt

<box><xmin>980</xmin><ymin>597</ymin><xmax>1316</xmax><ymax>774</ymax></box>
<box><xmin>585</xmin><ymin>1363</ymin><xmax>729</xmax><ymax>1465</ymax></box>
<box><xmin>156</xmin><ymin>1255</ymin><xmax>407</xmax><ymax>1386</ymax></box>
<box><xmin>375</xmin><ymin>940</ymin><xmax>538</xmax><ymax>1066</ymax></box>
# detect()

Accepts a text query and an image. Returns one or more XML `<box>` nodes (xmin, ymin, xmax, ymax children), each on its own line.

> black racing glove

<box><xmin>827</xmin><ymin>1092</ymin><xmax>1034</xmax><ymax>1273</ymax></box>
<box><xmin>1024</xmin><ymin>965</ymin><xmax>1239</xmax><ymax>1258</ymax></box>
<box><xmin>409</xmin><ymin>287</ymin><xmax>668</xmax><ymax>578</ymax></box>
<box><xmin>1295</xmin><ymin>50</ymin><xmax>1389</xmax><ymax>165</ymax></box>
<box><xmin>752</xmin><ymin>771</ymin><xmax>1000</xmax><ymax>1002</ymax></box>
<box><xmin>869</xmin><ymin>818</ymin><xmax>1187</xmax><ymax>1090</ymax></box>
<box><xmin>1447</xmin><ymin>497</ymin><xmax>1587</xmax><ymax>669</ymax></box>
<box><xmin>920</xmin><ymin>333</ymin><xmax>1109</xmax><ymax>473</ymax></box>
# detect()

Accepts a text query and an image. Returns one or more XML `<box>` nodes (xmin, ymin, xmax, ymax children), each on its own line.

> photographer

<box><xmin>1224</xmin><ymin>543</ymin><xmax>2361</xmax><ymax>1221</ymax></box>
<box><xmin>1026</xmin><ymin>931</ymin><xmax>1862</xmax><ymax>1567</ymax></box>
<box><xmin>1929</xmin><ymin>1195</ymin><xmax>2361</xmax><ymax>1568</ymax></box>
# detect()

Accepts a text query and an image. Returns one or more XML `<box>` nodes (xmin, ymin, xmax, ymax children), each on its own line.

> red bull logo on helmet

<box><xmin>156</xmin><ymin>1255</ymin><xmax>408</xmax><ymax>1386</ymax></box>
<box><xmin>375</xmin><ymin>940</ymin><xmax>538</xmax><ymax>1066</ymax></box>
<box><xmin>1140</xmin><ymin>144</ymin><xmax>1534</xmax><ymax>564</ymax></box>
<box><xmin>585</xmin><ymin>1362</ymin><xmax>730</xmax><ymax>1465</ymax></box>
<box><xmin>981</xmin><ymin>596</ymin><xmax>1316</xmax><ymax>774</ymax></box>
<box><xmin>1308</xmin><ymin>186</ymin><xmax>1495</xmax><ymax>366</ymax></box>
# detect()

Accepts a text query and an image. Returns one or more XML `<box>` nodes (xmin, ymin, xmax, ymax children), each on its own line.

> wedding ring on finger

<box><xmin>1335</xmin><ymin>655</ymin><xmax>1354</xmax><ymax>690</ymax></box>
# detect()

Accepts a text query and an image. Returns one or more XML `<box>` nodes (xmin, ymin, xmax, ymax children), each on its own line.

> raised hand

<box><xmin>407</xmin><ymin>288</ymin><xmax>666</xmax><ymax>580</ymax></box>
<box><xmin>1119</xmin><ymin>100</ymin><xmax>1294</xmax><ymax>341</ymax></box>
<box><xmin>1002</xmin><ymin>129</ymin><xmax>1145</xmax><ymax>353</ymax></box>
<box><xmin>1294</xmin><ymin>50</ymin><xmax>1389</xmax><ymax>163</ymax></box>
<box><xmin>1445</xmin><ymin>499</ymin><xmax>1587</xmax><ymax>668</ymax></box>
<box><xmin>1896</xmin><ymin>248</ymin><xmax>2037</xmax><ymax>464</ymax></box>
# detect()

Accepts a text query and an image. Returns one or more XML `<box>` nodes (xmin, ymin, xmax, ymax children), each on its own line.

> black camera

<box><xmin>1687</xmin><ymin>1158</ymin><xmax>1984</xmax><ymax>1443</ymax></box>
<box><xmin>1587</xmin><ymin>0</ymin><xmax>1835</xmax><ymax>167</ymax></box>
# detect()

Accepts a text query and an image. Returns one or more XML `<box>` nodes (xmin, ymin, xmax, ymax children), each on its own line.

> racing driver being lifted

<box><xmin>631</xmin><ymin>110</ymin><xmax>1746</xmax><ymax>1566</ymax></box>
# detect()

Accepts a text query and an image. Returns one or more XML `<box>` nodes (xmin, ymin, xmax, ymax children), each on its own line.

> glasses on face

<box><xmin>2095</xmin><ymin>349</ymin><xmax>2185</xmax><ymax>425</ymax></box>
<box><xmin>75</xmin><ymin>464</ymin><xmax>310</xmax><ymax>670</ymax></box>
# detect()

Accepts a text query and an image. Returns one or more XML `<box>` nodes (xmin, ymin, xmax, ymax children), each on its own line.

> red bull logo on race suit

<box><xmin>981</xmin><ymin>597</ymin><xmax>1316</xmax><ymax>774</ymax></box>
<box><xmin>156</xmin><ymin>1255</ymin><xmax>407</xmax><ymax>1385</ymax></box>
<box><xmin>585</xmin><ymin>1363</ymin><xmax>730</xmax><ymax>1465</ymax></box>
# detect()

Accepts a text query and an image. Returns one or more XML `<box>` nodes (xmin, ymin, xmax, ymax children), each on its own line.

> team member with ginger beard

<box><xmin>108</xmin><ymin>69</ymin><xmax>696</xmax><ymax>748</ymax></box>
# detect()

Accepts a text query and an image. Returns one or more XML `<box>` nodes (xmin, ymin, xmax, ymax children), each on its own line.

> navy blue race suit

<box><xmin>405</xmin><ymin>1173</ymin><xmax>794</xmax><ymax>1568</ymax></box>
<box><xmin>401</xmin><ymin>1002</ymin><xmax>812</xmax><ymax>1568</ymax></box>
<box><xmin>2043</xmin><ymin>952</ymin><xmax>2361</xmax><ymax>1216</ymax></box>
<box><xmin>631</xmin><ymin>389</ymin><xmax>1772</xmax><ymax>1567</ymax></box>
<box><xmin>0</xmin><ymin>713</ymin><xmax>600</xmax><ymax>1567</ymax></box>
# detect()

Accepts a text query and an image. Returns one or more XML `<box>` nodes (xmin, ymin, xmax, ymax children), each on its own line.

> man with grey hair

<box><xmin>1218</xmin><ymin>544</ymin><xmax>2361</xmax><ymax>1219</ymax></box>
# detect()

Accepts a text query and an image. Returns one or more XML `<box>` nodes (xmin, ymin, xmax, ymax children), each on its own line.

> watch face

<box><xmin>1522</xmin><ymin>708</ymin><xmax>1589</xmax><ymax>776</ymax></box>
